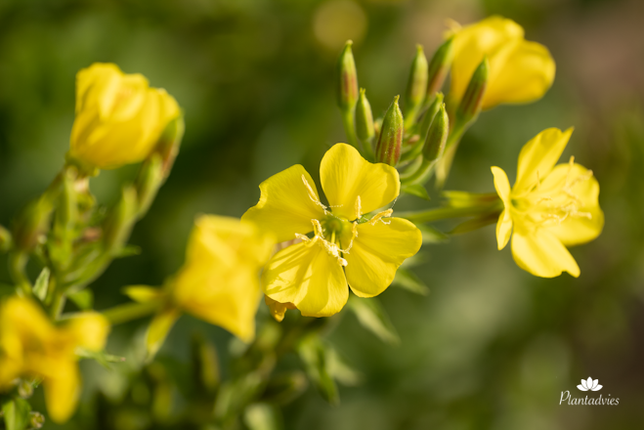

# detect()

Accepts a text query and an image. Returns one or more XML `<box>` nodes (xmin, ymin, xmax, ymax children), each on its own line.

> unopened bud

<box><xmin>29</xmin><ymin>411</ymin><xmax>45</xmax><ymax>429</ymax></box>
<box><xmin>456</xmin><ymin>57</ymin><xmax>488</xmax><ymax>126</ymax></box>
<box><xmin>355</xmin><ymin>88</ymin><xmax>375</xmax><ymax>142</ymax></box>
<box><xmin>423</xmin><ymin>104</ymin><xmax>449</xmax><ymax>162</ymax></box>
<box><xmin>418</xmin><ymin>92</ymin><xmax>444</xmax><ymax>143</ymax></box>
<box><xmin>13</xmin><ymin>197</ymin><xmax>54</xmax><ymax>252</ymax></box>
<box><xmin>336</xmin><ymin>40</ymin><xmax>359</xmax><ymax>111</ymax></box>
<box><xmin>155</xmin><ymin>115</ymin><xmax>185</xmax><ymax>179</ymax></box>
<box><xmin>404</xmin><ymin>45</ymin><xmax>428</xmax><ymax>127</ymax></box>
<box><xmin>426</xmin><ymin>37</ymin><xmax>454</xmax><ymax>99</ymax></box>
<box><xmin>135</xmin><ymin>153</ymin><xmax>164</xmax><ymax>219</ymax></box>
<box><xmin>0</xmin><ymin>225</ymin><xmax>12</xmax><ymax>252</ymax></box>
<box><xmin>103</xmin><ymin>186</ymin><xmax>137</xmax><ymax>255</ymax></box>
<box><xmin>375</xmin><ymin>96</ymin><xmax>404</xmax><ymax>166</ymax></box>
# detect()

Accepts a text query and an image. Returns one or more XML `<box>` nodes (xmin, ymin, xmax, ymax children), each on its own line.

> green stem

<box><xmin>102</xmin><ymin>301</ymin><xmax>160</xmax><ymax>325</ymax></box>
<box><xmin>397</xmin><ymin>203</ymin><xmax>501</xmax><ymax>224</ymax></box>
<box><xmin>50</xmin><ymin>288</ymin><xmax>66</xmax><ymax>320</ymax></box>
<box><xmin>341</xmin><ymin>108</ymin><xmax>362</xmax><ymax>153</ymax></box>
<box><xmin>9</xmin><ymin>251</ymin><xmax>32</xmax><ymax>296</ymax></box>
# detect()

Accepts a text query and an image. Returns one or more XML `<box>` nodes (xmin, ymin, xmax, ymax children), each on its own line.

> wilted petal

<box><xmin>320</xmin><ymin>143</ymin><xmax>400</xmax><ymax>220</ymax></box>
<box><xmin>344</xmin><ymin>217</ymin><xmax>422</xmax><ymax>298</ymax></box>
<box><xmin>262</xmin><ymin>240</ymin><xmax>348</xmax><ymax>317</ymax></box>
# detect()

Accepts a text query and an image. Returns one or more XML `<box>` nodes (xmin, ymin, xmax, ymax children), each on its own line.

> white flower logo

<box><xmin>577</xmin><ymin>377</ymin><xmax>602</xmax><ymax>392</ymax></box>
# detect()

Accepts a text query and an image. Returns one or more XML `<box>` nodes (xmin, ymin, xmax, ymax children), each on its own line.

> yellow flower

<box><xmin>0</xmin><ymin>297</ymin><xmax>109</xmax><ymax>423</ymax></box>
<box><xmin>242</xmin><ymin>143</ymin><xmax>422</xmax><ymax>317</ymax></box>
<box><xmin>68</xmin><ymin>63</ymin><xmax>180</xmax><ymax>170</ymax></box>
<box><xmin>129</xmin><ymin>215</ymin><xmax>274</xmax><ymax>357</ymax></box>
<box><xmin>491</xmin><ymin>128</ymin><xmax>604</xmax><ymax>278</ymax></box>
<box><xmin>449</xmin><ymin>16</ymin><xmax>555</xmax><ymax>110</ymax></box>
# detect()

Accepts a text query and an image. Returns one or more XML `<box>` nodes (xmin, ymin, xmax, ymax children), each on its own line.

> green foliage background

<box><xmin>1</xmin><ymin>0</ymin><xmax>643</xmax><ymax>428</ymax></box>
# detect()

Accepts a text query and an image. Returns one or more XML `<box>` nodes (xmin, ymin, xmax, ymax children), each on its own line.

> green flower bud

<box><xmin>404</xmin><ymin>45</ymin><xmax>428</xmax><ymax>127</ymax></box>
<box><xmin>135</xmin><ymin>153</ymin><xmax>164</xmax><ymax>219</ymax></box>
<box><xmin>375</xmin><ymin>95</ymin><xmax>404</xmax><ymax>166</ymax></box>
<box><xmin>13</xmin><ymin>197</ymin><xmax>54</xmax><ymax>252</ymax></box>
<box><xmin>355</xmin><ymin>88</ymin><xmax>375</xmax><ymax>142</ymax></box>
<box><xmin>423</xmin><ymin>103</ymin><xmax>449</xmax><ymax>162</ymax></box>
<box><xmin>426</xmin><ymin>37</ymin><xmax>454</xmax><ymax>98</ymax></box>
<box><xmin>0</xmin><ymin>224</ymin><xmax>12</xmax><ymax>252</ymax></box>
<box><xmin>103</xmin><ymin>186</ymin><xmax>138</xmax><ymax>255</ymax></box>
<box><xmin>456</xmin><ymin>57</ymin><xmax>489</xmax><ymax>126</ymax></box>
<box><xmin>336</xmin><ymin>40</ymin><xmax>359</xmax><ymax>111</ymax></box>
<box><xmin>155</xmin><ymin>115</ymin><xmax>185</xmax><ymax>179</ymax></box>
<box><xmin>418</xmin><ymin>92</ymin><xmax>444</xmax><ymax>143</ymax></box>
<box><xmin>29</xmin><ymin>411</ymin><xmax>45</xmax><ymax>429</ymax></box>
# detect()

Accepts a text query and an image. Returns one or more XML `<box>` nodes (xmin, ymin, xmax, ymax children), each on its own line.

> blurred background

<box><xmin>1</xmin><ymin>0</ymin><xmax>644</xmax><ymax>428</ymax></box>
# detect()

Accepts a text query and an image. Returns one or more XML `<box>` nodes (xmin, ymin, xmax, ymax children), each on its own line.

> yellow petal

<box><xmin>146</xmin><ymin>307</ymin><xmax>181</xmax><ymax>358</ymax></box>
<box><xmin>262</xmin><ymin>240</ymin><xmax>348</xmax><ymax>317</ymax></box>
<box><xmin>0</xmin><ymin>297</ymin><xmax>54</xmax><ymax>359</ymax></box>
<box><xmin>75</xmin><ymin>63</ymin><xmax>122</xmax><ymax>114</ymax></box>
<box><xmin>514</xmin><ymin>128</ymin><xmax>573</xmax><ymax>194</ymax></box>
<box><xmin>539</xmin><ymin>163</ymin><xmax>604</xmax><ymax>246</ymax></box>
<box><xmin>123</xmin><ymin>286</ymin><xmax>164</xmax><ymax>303</ymax></box>
<box><xmin>242</xmin><ymin>165</ymin><xmax>327</xmax><ymax>243</ymax></box>
<box><xmin>491</xmin><ymin>166</ymin><xmax>513</xmax><ymax>249</ymax></box>
<box><xmin>344</xmin><ymin>217</ymin><xmax>422</xmax><ymax>297</ymax></box>
<box><xmin>511</xmin><ymin>230</ymin><xmax>580</xmax><ymax>278</ymax></box>
<box><xmin>64</xmin><ymin>312</ymin><xmax>110</xmax><ymax>352</ymax></box>
<box><xmin>483</xmin><ymin>40</ymin><xmax>555</xmax><ymax>109</ymax></box>
<box><xmin>320</xmin><ymin>143</ymin><xmax>400</xmax><ymax>220</ymax></box>
<box><xmin>450</xmin><ymin>16</ymin><xmax>524</xmax><ymax>105</ymax></box>
<box><xmin>44</xmin><ymin>361</ymin><xmax>80</xmax><ymax>423</ymax></box>
<box><xmin>264</xmin><ymin>295</ymin><xmax>296</xmax><ymax>322</ymax></box>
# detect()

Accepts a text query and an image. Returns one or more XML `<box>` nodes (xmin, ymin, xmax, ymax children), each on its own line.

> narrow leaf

<box><xmin>33</xmin><ymin>267</ymin><xmax>50</xmax><ymax>301</ymax></box>
<box><xmin>416</xmin><ymin>223</ymin><xmax>449</xmax><ymax>244</ymax></box>
<box><xmin>297</xmin><ymin>335</ymin><xmax>339</xmax><ymax>405</ymax></box>
<box><xmin>392</xmin><ymin>267</ymin><xmax>429</xmax><ymax>296</ymax></box>
<box><xmin>347</xmin><ymin>296</ymin><xmax>400</xmax><ymax>344</ymax></box>
<box><xmin>402</xmin><ymin>184</ymin><xmax>431</xmax><ymax>201</ymax></box>
<box><xmin>2</xmin><ymin>397</ymin><xmax>31</xmax><ymax>430</ymax></box>
<box><xmin>67</xmin><ymin>289</ymin><xmax>93</xmax><ymax>310</ymax></box>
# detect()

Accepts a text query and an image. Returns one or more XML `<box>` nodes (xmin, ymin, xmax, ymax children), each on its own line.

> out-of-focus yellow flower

<box><xmin>68</xmin><ymin>63</ymin><xmax>180</xmax><ymax>170</ymax></box>
<box><xmin>242</xmin><ymin>143</ymin><xmax>422</xmax><ymax>317</ymax></box>
<box><xmin>491</xmin><ymin>128</ymin><xmax>604</xmax><ymax>278</ymax></box>
<box><xmin>449</xmin><ymin>16</ymin><xmax>555</xmax><ymax>110</ymax></box>
<box><xmin>129</xmin><ymin>215</ymin><xmax>274</xmax><ymax>357</ymax></box>
<box><xmin>0</xmin><ymin>297</ymin><xmax>109</xmax><ymax>423</ymax></box>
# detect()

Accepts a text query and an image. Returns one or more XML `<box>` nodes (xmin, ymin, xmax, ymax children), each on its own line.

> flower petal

<box><xmin>243</xmin><ymin>165</ymin><xmax>326</xmax><ymax>243</ymax></box>
<box><xmin>146</xmin><ymin>307</ymin><xmax>181</xmax><ymax>358</ymax></box>
<box><xmin>320</xmin><ymin>143</ymin><xmax>400</xmax><ymax>220</ymax></box>
<box><xmin>511</xmin><ymin>230</ymin><xmax>580</xmax><ymax>278</ymax></box>
<box><xmin>262</xmin><ymin>240</ymin><xmax>348</xmax><ymax>317</ymax></box>
<box><xmin>64</xmin><ymin>312</ymin><xmax>110</xmax><ymax>352</ymax></box>
<box><xmin>344</xmin><ymin>217</ymin><xmax>422</xmax><ymax>298</ymax></box>
<box><xmin>514</xmin><ymin>128</ymin><xmax>573</xmax><ymax>194</ymax></box>
<box><xmin>483</xmin><ymin>40</ymin><xmax>555</xmax><ymax>109</ymax></box>
<box><xmin>44</xmin><ymin>362</ymin><xmax>80</xmax><ymax>423</ymax></box>
<box><xmin>491</xmin><ymin>166</ymin><xmax>513</xmax><ymax>250</ymax></box>
<box><xmin>540</xmin><ymin>163</ymin><xmax>604</xmax><ymax>246</ymax></box>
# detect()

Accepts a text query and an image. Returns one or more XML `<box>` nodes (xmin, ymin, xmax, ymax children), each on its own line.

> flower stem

<box><xmin>9</xmin><ymin>251</ymin><xmax>32</xmax><ymax>296</ymax></box>
<box><xmin>102</xmin><ymin>301</ymin><xmax>160</xmax><ymax>325</ymax></box>
<box><xmin>397</xmin><ymin>202</ymin><xmax>501</xmax><ymax>224</ymax></box>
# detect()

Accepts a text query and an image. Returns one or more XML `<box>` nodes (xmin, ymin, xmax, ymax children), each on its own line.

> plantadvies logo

<box><xmin>560</xmin><ymin>378</ymin><xmax>619</xmax><ymax>406</ymax></box>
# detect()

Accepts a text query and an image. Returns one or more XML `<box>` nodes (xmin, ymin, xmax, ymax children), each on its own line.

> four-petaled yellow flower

<box><xmin>491</xmin><ymin>128</ymin><xmax>604</xmax><ymax>278</ymax></box>
<box><xmin>68</xmin><ymin>63</ymin><xmax>180</xmax><ymax>170</ymax></box>
<box><xmin>449</xmin><ymin>16</ymin><xmax>555</xmax><ymax>110</ymax></box>
<box><xmin>126</xmin><ymin>215</ymin><xmax>274</xmax><ymax>357</ymax></box>
<box><xmin>242</xmin><ymin>143</ymin><xmax>423</xmax><ymax>317</ymax></box>
<box><xmin>0</xmin><ymin>297</ymin><xmax>110</xmax><ymax>423</ymax></box>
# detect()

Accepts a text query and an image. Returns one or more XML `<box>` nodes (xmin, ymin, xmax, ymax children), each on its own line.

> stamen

<box><xmin>301</xmin><ymin>175</ymin><xmax>327</xmax><ymax>211</ymax></box>
<box><xmin>369</xmin><ymin>209</ymin><xmax>393</xmax><ymax>225</ymax></box>
<box><xmin>354</xmin><ymin>196</ymin><xmax>362</xmax><ymax>219</ymax></box>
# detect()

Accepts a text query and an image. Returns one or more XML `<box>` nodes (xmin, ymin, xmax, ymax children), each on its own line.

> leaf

<box><xmin>416</xmin><ymin>223</ymin><xmax>449</xmax><ymax>244</ymax></box>
<box><xmin>326</xmin><ymin>349</ymin><xmax>362</xmax><ymax>386</ymax></box>
<box><xmin>114</xmin><ymin>244</ymin><xmax>141</xmax><ymax>258</ymax></box>
<box><xmin>2</xmin><ymin>397</ymin><xmax>31</xmax><ymax>430</ymax></box>
<box><xmin>76</xmin><ymin>348</ymin><xmax>126</xmax><ymax>369</ymax></box>
<box><xmin>297</xmin><ymin>335</ymin><xmax>339</xmax><ymax>405</ymax></box>
<box><xmin>401</xmin><ymin>184</ymin><xmax>431</xmax><ymax>201</ymax></box>
<box><xmin>347</xmin><ymin>296</ymin><xmax>400</xmax><ymax>344</ymax></box>
<box><xmin>392</xmin><ymin>267</ymin><xmax>429</xmax><ymax>296</ymax></box>
<box><xmin>33</xmin><ymin>267</ymin><xmax>50</xmax><ymax>301</ymax></box>
<box><xmin>67</xmin><ymin>289</ymin><xmax>93</xmax><ymax>310</ymax></box>
<box><xmin>244</xmin><ymin>403</ymin><xmax>283</xmax><ymax>430</ymax></box>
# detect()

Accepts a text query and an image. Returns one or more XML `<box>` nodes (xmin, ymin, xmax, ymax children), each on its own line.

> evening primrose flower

<box><xmin>242</xmin><ymin>143</ymin><xmax>422</xmax><ymax>317</ymax></box>
<box><xmin>68</xmin><ymin>63</ymin><xmax>180</xmax><ymax>170</ymax></box>
<box><xmin>0</xmin><ymin>297</ymin><xmax>109</xmax><ymax>423</ymax></box>
<box><xmin>126</xmin><ymin>215</ymin><xmax>274</xmax><ymax>357</ymax></box>
<box><xmin>491</xmin><ymin>128</ymin><xmax>604</xmax><ymax>278</ymax></box>
<box><xmin>449</xmin><ymin>16</ymin><xmax>555</xmax><ymax>110</ymax></box>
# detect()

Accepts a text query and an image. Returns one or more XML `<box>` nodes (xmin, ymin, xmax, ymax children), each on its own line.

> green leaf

<box><xmin>392</xmin><ymin>267</ymin><xmax>429</xmax><ymax>296</ymax></box>
<box><xmin>297</xmin><ymin>335</ymin><xmax>339</xmax><ymax>405</ymax></box>
<box><xmin>402</xmin><ymin>184</ymin><xmax>431</xmax><ymax>201</ymax></box>
<box><xmin>326</xmin><ymin>348</ymin><xmax>362</xmax><ymax>386</ymax></box>
<box><xmin>76</xmin><ymin>348</ymin><xmax>125</xmax><ymax>369</ymax></box>
<box><xmin>347</xmin><ymin>296</ymin><xmax>400</xmax><ymax>344</ymax></box>
<box><xmin>2</xmin><ymin>397</ymin><xmax>31</xmax><ymax>430</ymax></box>
<box><xmin>416</xmin><ymin>223</ymin><xmax>449</xmax><ymax>244</ymax></box>
<box><xmin>114</xmin><ymin>244</ymin><xmax>142</xmax><ymax>258</ymax></box>
<box><xmin>244</xmin><ymin>403</ymin><xmax>283</xmax><ymax>430</ymax></box>
<box><xmin>67</xmin><ymin>289</ymin><xmax>93</xmax><ymax>310</ymax></box>
<box><xmin>33</xmin><ymin>267</ymin><xmax>50</xmax><ymax>301</ymax></box>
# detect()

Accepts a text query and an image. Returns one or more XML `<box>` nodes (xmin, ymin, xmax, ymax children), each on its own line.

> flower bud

<box><xmin>67</xmin><ymin>63</ymin><xmax>180</xmax><ymax>171</ymax></box>
<box><xmin>336</xmin><ymin>40</ymin><xmax>359</xmax><ymax>111</ymax></box>
<box><xmin>418</xmin><ymin>92</ymin><xmax>444</xmax><ymax>143</ymax></box>
<box><xmin>0</xmin><ymin>225</ymin><xmax>12</xmax><ymax>252</ymax></box>
<box><xmin>13</xmin><ymin>197</ymin><xmax>54</xmax><ymax>252</ymax></box>
<box><xmin>455</xmin><ymin>57</ymin><xmax>488</xmax><ymax>126</ymax></box>
<box><xmin>426</xmin><ymin>37</ymin><xmax>454</xmax><ymax>99</ymax></box>
<box><xmin>375</xmin><ymin>95</ymin><xmax>404</xmax><ymax>166</ymax></box>
<box><xmin>404</xmin><ymin>45</ymin><xmax>428</xmax><ymax>127</ymax></box>
<box><xmin>103</xmin><ymin>185</ymin><xmax>138</xmax><ymax>255</ymax></box>
<box><xmin>355</xmin><ymin>88</ymin><xmax>375</xmax><ymax>142</ymax></box>
<box><xmin>423</xmin><ymin>104</ymin><xmax>449</xmax><ymax>162</ymax></box>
